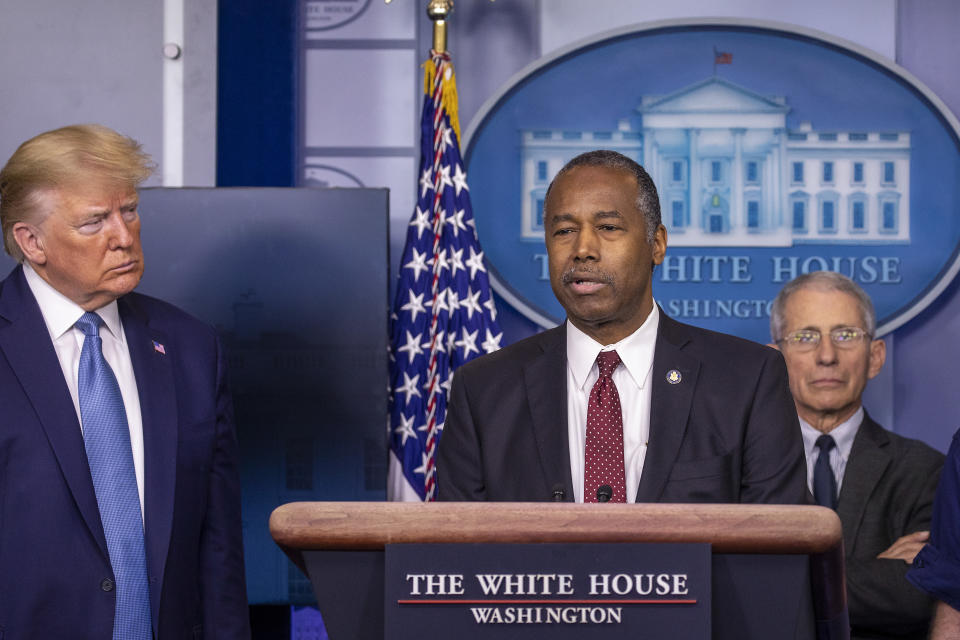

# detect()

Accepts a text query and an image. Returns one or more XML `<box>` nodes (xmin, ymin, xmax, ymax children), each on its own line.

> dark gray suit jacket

<box><xmin>840</xmin><ymin>414</ymin><xmax>945</xmax><ymax>640</ymax></box>
<box><xmin>437</xmin><ymin>312</ymin><xmax>807</xmax><ymax>504</ymax></box>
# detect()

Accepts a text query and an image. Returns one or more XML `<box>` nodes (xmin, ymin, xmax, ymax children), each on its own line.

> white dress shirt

<box><xmin>566</xmin><ymin>303</ymin><xmax>659</xmax><ymax>503</ymax></box>
<box><xmin>24</xmin><ymin>264</ymin><xmax>146</xmax><ymax>516</ymax></box>
<box><xmin>799</xmin><ymin>406</ymin><xmax>862</xmax><ymax>496</ymax></box>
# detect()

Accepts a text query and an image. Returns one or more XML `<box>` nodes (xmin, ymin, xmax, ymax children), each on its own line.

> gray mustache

<box><xmin>561</xmin><ymin>268</ymin><xmax>614</xmax><ymax>285</ymax></box>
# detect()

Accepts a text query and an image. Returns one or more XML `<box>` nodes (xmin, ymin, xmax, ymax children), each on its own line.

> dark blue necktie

<box><xmin>76</xmin><ymin>312</ymin><xmax>152</xmax><ymax>639</ymax></box>
<box><xmin>813</xmin><ymin>434</ymin><xmax>838</xmax><ymax>510</ymax></box>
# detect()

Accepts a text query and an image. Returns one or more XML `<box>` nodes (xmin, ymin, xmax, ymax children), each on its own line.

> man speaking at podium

<box><xmin>438</xmin><ymin>150</ymin><xmax>807</xmax><ymax>505</ymax></box>
<box><xmin>0</xmin><ymin>125</ymin><xmax>249</xmax><ymax>638</ymax></box>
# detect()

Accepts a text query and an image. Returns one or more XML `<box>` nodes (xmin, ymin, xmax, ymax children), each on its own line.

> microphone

<box><xmin>596</xmin><ymin>485</ymin><xmax>613</xmax><ymax>503</ymax></box>
<box><xmin>551</xmin><ymin>484</ymin><xmax>566</xmax><ymax>502</ymax></box>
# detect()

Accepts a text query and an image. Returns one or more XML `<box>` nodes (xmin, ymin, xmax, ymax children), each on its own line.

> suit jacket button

<box><xmin>101</xmin><ymin>578</ymin><xmax>115</xmax><ymax>592</ymax></box>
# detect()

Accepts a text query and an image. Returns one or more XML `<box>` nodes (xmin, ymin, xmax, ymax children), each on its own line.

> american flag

<box><xmin>714</xmin><ymin>47</ymin><xmax>733</xmax><ymax>65</ymax></box>
<box><xmin>387</xmin><ymin>50</ymin><xmax>503</xmax><ymax>502</ymax></box>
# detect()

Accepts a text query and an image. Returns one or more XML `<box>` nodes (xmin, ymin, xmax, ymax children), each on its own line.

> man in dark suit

<box><xmin>438</xmin><ymin>149</ymin><xmax>807</xmax><ymax>505</ymax></box>
<box><xmin>771</xmin><ymin>271</ymin><xmax>944</xmax><ymax>639</ymax></box>
<box><xmin>0</xmin><ymin>125</ymin><xmax>249</xmax><ymax>639</ymax></box>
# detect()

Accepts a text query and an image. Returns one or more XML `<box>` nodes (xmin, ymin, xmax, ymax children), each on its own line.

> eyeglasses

<box><xmin>778</xmin><ymin>327</ymin><xmax>872</xmax><ymax>351</ymax></box>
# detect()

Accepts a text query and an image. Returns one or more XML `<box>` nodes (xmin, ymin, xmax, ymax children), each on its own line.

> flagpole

<box><xmin>427</xmin><ymin>0</ymin><xmax>453</xmax><ymax>54</ymax></box>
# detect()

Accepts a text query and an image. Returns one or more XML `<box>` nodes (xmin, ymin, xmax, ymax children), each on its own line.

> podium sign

<box><xmin>385</xmin><ymin>543</ymin><xmax>711</xmax><ymax>639</ymax></box>
<box><xmin>271</xmin><ymin>502</ymin><xmax>843</xmax><ymax>639</ymax></box>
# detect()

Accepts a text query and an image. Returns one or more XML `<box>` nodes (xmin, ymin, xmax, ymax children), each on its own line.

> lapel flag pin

<box><xmin>152</xmin><ymin>340</ymin><xmax>166</xmax><ymax>355</ymax></box>
<box><xmin>666</xmin><ymin>369</ymin><xmax>682</xmax><ymax>384</ymax></box>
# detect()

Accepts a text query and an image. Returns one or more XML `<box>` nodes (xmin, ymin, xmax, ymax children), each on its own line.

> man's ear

<box><xmin>867</xmin><ymin>338</ymin><xmax>886</xmax><ymax>380</ymax></box>
<box><xmin>12</xmin><ymin>222</ymin><xmax>47</xmax><ymax>266</ymax></box>
<box><xmin>768</xmin><ymin>342</ymin><xmax>781</xmax><ymax>351</ymax></box>
<box><xmin>651</xmin><ymin>224</ymin><xmax>667</xmax><ymax>266</ymax></box>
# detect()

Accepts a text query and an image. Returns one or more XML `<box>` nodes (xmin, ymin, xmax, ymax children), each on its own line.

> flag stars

<box><xmin>448</xmin><ymin>247</ymin><xmax>465</xmax><ymax>277</ymax></box>
<box><xmin>441</xmin><ymin>372</ymin><xmax>454</xmax><ymax>394</ymax></box>
<box><xmin>461</xmin><ymin>288</ymin><xmax>483</xmax><ymax>320</ymax></box>
<box><xmin>439</xmin><ymin>125</ymin><xmax>455</xmax><ymax>153</ymax></box>
<box><xmin>435</xmin><ymin>163</ymin><xmax>454</xmax><ymax>193</ymax></box>
<box><xmin>413</xmin><ymin>452</ymin><xmax>430</xmax><ymax>477</ymax></box>
<box><xmin>484</xmin><ymin>297</ymin><xmax>498</xmax><ymax>322</ymax></box>
<box><xmin>395</xmin><ymin>372</ymin><xmax>421</xmax><ymax>406</ymax></box>
<box><xmin>446</xmin><ymin>331</ymin><xmax>458</xmax><ymax>354</ymax></box>
<box><xmin>389</xmin><ymin>53</ymin><xmax>505</xmax><ymax>502</ymax></box>
<box><xmin>400</xmin><ymin>290</ymin><xmax>426</xmax><ymax>322</ymax></box>
<box><xmin>422</xmin><ymin>375</ymin><xmax>436</xmax><ymax>393</ymax></box>
<box><xmin>465</xmin><ymin>247</ymin><xmax>486</xmax><ymax>278</ymax></box>
<box><xmin>423</xmin><ymin>330</ymin><xmax>443</xmax><ymax>352</ymax></box>
<box><xmin>429</xmin><ymin>288</ymin><xmax>450</xmax><ymax>315</ymax></box>
<box><xmin>394</xmin><ymin>414</ymin><xmax>417</xmax><ymax>446</ymax></box>
<box><xmin>427</xmin><ymin>376</ymin><xmax>445</xmax><ymax>400</ymax></box>
<box><xmin>481</xmin><ymin>329</ymin><xmax>503</xmax><ymax>354</ymax></box>
<box><xmin>452</xmin><ymin>164</ymin><xmax>469</xmax><ymax>196</ymax></box>
<box><xmin>446</xmin><ymin>209</ymin><xmax>468</xmax><ymax>238</ymax></box>
<box><xmin>404</xmin><ymin>248</ymin><xmax>430</xmax><ymax>281</ymax></box>
<box><xmin>419</xmin><ymin>167</ymin><xmax>433</xmax><ymax>198</ymax></box>
<box><xmin>456</xmin><ymin>327</ymin><xmax>479</xmax><ymax>359</ymax></box>
<box><xmin>433</xmin><ymin>248</ymin><xmax>450</xmax><ymax>275</ymax></box>
<box><xmin>446</xmin><ymin>288</ymin><xmax>461</xmax><ymax>312</ymax></box>
<box><xmin>396</xmin><ymin>330</ymin><xmax>424</xmax><ymax>364</ymax></box>
<box><xmin>409</xmin><ymin>207</ymin><xmax>431</xmax><ymax>239</ymax></box>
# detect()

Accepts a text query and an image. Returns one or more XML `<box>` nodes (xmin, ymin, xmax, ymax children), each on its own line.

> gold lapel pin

<box><xmin>666</xmin><ymin>369</ymin><xmax>682</xmax><ymax>384</ymax></box>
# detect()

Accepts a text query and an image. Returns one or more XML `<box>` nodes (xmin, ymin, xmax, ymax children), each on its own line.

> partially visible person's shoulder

<box><xmin>882</xmin><ymin>425</ymin><xmax>947</xmax><ymax>469</ymax></box>
<box><xmin>455</xmin><ymin>325</ymin><xmax>563</xmax><ymax>379</ymax></box>
<box><xmin>122</xmin><ymin>291</ymin><xmax>217</xmax><ymax>342</ymax></box>
<box><xmin>661</xmin><ymin>314</ymin><xmax>780</xmax><ymax>364</ymax></box>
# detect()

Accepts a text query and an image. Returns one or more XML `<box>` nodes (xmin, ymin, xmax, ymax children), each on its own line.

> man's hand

<box><xmin>876</xmin><ymin>530</ymin><xmax>930</xmax><ymax>563</ymax></box>
<box><xmin>931</xmin><ymin>601</ymin><xmax>960</xmax><ymax>640</ymax></box>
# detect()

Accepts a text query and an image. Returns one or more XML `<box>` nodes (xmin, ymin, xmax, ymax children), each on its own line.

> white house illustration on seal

<box><xmin>520</xmin><ymin>76</ymin><xmax>911</xmax><ymax>246</ymax></box>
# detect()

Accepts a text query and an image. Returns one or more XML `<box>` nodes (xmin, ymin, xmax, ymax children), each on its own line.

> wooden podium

<box><xmin>270</xmin><ymin>502</ymin><xmax>848</xmax><ymax>640</ymax></box>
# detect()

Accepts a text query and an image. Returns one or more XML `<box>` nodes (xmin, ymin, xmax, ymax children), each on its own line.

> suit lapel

<box><xmin>0</xmin><ymin>266</ymin><xmax>109</xmax><ymax>555</ymax></box>
<box><xmin>636</xmin><ymin>312</ymin><xmax>701</xmax><ymax>502</ymax></box>
<box><xmin>119</xmin><ymin>295</ymin><xmax>178</xmax><ymax>600</ymax></box>
<box><xmin>523</xmin><ymin>325</ymin><xmax>574</xmax><ymax>500</ymax></box>
<box><xmin>836</xmin><ymin>414</ymin><xmax>891</xmax><ymax>554</ymax></box>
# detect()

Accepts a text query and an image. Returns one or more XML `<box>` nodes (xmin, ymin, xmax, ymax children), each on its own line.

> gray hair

<box><xmin>770</xmin><ymin>271</ymin><xmax>877</xmax><ymax>341</ymax></box>
<box><xmin>544</xmin><ymin>149</ymin><xmax>661</xmax><ymax>243</ymax></box>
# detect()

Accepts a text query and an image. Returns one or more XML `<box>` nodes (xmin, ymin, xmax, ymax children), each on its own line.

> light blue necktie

<box><xmin>76</xmin><ymin>312</ymin><xmax>152</xmax><ymax>639</ymax></box>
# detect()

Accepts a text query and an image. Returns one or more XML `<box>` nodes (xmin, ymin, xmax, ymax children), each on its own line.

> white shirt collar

<box><xmin>566</xmin><ymin>302</ymin><xmax>660</xmax><ymax>391</ymax></box>
<box><xmin>799</xmin><ymin>405</ymin><xmax>863</xmax><ymax>462</ymax></box>
<box><xmin>23</xmin><ymin>263</ymin><xmax>124</xmax><ymax>342</ymax></box>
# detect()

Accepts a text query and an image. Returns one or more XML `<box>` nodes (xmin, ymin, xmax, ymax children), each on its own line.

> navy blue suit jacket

<box><xmin>0</xmin><ymin>266</ymin><xmax>249</xmax><ymax>639</ymax></box>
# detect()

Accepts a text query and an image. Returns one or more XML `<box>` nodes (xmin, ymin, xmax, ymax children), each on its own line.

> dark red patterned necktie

<box><xmin>584</xmin><ymin>350</ymin><xmax>627</xmax><ymax>503</ymax></box>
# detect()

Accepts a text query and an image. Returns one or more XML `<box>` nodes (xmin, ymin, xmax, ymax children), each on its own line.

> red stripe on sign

<box><xmin>397</xmin><ymin>599</ymin><xmax>697</xmax><ymax>605</ymax></box>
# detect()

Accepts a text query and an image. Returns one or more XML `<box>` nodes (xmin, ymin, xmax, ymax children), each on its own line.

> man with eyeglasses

<box><xmin>771</xmin><ymin>271</ymin><xmax>945</xmax><ymax>640</ymax></box>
